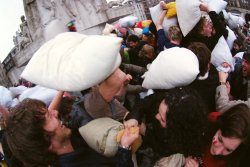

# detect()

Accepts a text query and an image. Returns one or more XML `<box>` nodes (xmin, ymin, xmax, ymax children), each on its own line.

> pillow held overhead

<box><xmin>176</xmin><ymin>0</ymin><xmax>202</xmax><ymax>37</ymax></box>
<box><xmin>203</xmin><ymin>0</ymin><xmax>227</xmax><ymax>14</ymax></box>
<box><xmin>21</xmin><ymin>32</ymin><xmax>122</xmax><ymax>91</ymax></box>
<box><xmin>142</xmin><ymin>47</ymin><xmax>199</xmax><ymax>90</ymax></box>
<box><xmin>166</xmin><ymin>2</ymin><xmax>177</xmax><ymax>19</ymax></box>
<box><xmin>150</xmin><ymin>3</ymin><xmax>177</xmax><ymax>37</ymax></box>
<box><xmin>211</xmin><ymin>36</ymin><xmax>234</xmax><ymax>72</ymax></box>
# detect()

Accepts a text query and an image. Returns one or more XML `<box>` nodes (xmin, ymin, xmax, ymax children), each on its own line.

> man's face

<box><xmin>242</xmin><ymin>58</ymin><xmax>250</xmax><ymax>79</ymax></box>
<box><xmin>43</xmin><ymin>109</ymin><xmax>71</xmax><ymax>145</ymax></box>
<box><xmin>129</xmin><ymin>41</ymin><xmax>139</xmax><ymax>48</ymax></box>
<box><xmin>201</xmin><ymin>21</ymin><xmax>213</xmax><ymax>37</ymax></box>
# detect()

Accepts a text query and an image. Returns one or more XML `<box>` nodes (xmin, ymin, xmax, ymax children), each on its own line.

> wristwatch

<box><xmin>220</xmin><ymin>82</ymin><xmax>226</xmax><ymax>85</ymax></box>
<box><xmin>119</xmin><ymin>144</ymin><xmax>131</xmax><ymax>151</ymax></box>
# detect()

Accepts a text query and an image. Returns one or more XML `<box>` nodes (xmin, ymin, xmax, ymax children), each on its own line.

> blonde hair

<box><xmin>139</xmin><ymin>44</ymin><xmax>155</xmax><ymax>59</ymax></box>
<box><xmin>168</xmin><ymin>25</ymin><xmax>182</xmax><ymax>41</ymax></box>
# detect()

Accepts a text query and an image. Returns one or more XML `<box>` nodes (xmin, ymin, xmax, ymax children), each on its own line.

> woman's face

<box><xmin>210</xmin><ymin>130</ymin><xmax>242</xmax><ymax>156</ymax></box>
<box><xmin>155</xmin><ymin>100</ymin><xmax>168</xmax><ymax>128</ymax></box>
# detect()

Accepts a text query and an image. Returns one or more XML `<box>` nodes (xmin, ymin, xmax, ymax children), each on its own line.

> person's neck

<box><xmin>170</xmin><ymin>40</ymin><xmax>180</xmax><ymax>45</ymax></box>
<box><xmin>53</xmin><ymin>140</ymin><xmax>74</xmax><ymax>155</ymax></box>
<box><xmin>98</xmin><ymin>83</ymin><xmax>117</xmax><ymax>102</ymax></box>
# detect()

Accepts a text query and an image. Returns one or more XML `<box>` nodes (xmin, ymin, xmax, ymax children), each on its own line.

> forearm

<box><xmin>156</xmin><ymin>10</ymin><xmax>167</xmax><ymax>30</ymax></box>
<box><xmin>48</xmin><ymin>91</ymin><xmax>64</xmax><ymax>111</ymax></box>
<box><xmin>216</xmin><ymin>85</ymin><xmax>250</xmax><ymax>113</ymax></box>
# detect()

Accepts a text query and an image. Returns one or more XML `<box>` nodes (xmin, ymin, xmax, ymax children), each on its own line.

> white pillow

<box><xmin>211</xmin><ymin>36</ymin><xmax>234</xmax><ymax>72</ymax></box>
<box><xmin>238</xmin><ymin>17</ymin><xmax>245</xmax><ymax>27</ymax></box>
<box><xmin>222</xmin><ymin>10</ymin><xmax>229</xmax><ymax>20</ymax></box>
<box><xmin>119</xmin><ymin>16</ymin><xmax>139</xmax><ymax>28</ymax></box>
<box><xmin>227</xmin><ymin>13</ymin><xmax>245</xmax><ymax>29</ymax></box>
<box><xmin>79</xmin><ymin>117</ymin><xmax>124</xmax><ymax>157</ymax></box>
<box><xmin>21</xmin><ymin>32</ymin><xmax>122</xmax><ymax>91</ymax></box>
<box><xmin>234</xmin><ymin>52</ymin><xmax>244</xmax><ymax>59</ymax></box>
<box><xmin>19</xmin><ymin>85</ymin><xmax>58</xmax><ymax>107</ymax></box>
<box><xmin>102</xmin><ymin>23</ymin><xmax>115</xmax><ymax>35</ymax></box>
<box><xmin>9</xmin><ymin>86</ymin><xmax>28</xmax><ymax>99</ymax></box>
<box><xmin>226</xmin><ymin>26</ymin><xmax>237</xmax><ymax>51</ymax></box>
<box><xmin>142</xmin><ymin>47</ymin><xmax>199</xmax><ymax>89</ymax></box>
<box><xmin>0</xmin><ymin>86</ymin><xmax>12</xmax><ymax>108</ymax></box>
<box><xmin>176</xmin><ymin>0</ymin><xmax>201</xmax><ymax>36</ymax></box>
<box><xmin>203</xmin><ymin>0</ymin><xmax>227</xmax><ymax>14</ymax></box>
<box><xmin>149</xmin><ymin>3</ymin><xmax>177</xmax><ymax>37</ymax></box>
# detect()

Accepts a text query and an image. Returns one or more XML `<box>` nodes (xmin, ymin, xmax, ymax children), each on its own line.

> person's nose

<box><xmin>213</xmin><ymin>146</ymin><xmax>224</xmax><ymax>155</ymax></box>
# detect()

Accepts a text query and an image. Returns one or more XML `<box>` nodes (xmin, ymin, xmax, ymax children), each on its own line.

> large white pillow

<box><xmin>222</xmin><ymin>10</ymin><xmax>229</xmax><ymax>20</ymax></box>
<box><xmin>226</xmin><ymin>26</ymin><xmax>237</xmax><ymax>51</ymax></box>
<box><xmin>0</xmin><ymin>86</ymin><xmax>12</xmax><ymax>108</ymax></box>
<box><xmin>9</xmin><ymin>85</ymin><xmax>28</xmax><ymax>99</ymax></box>
<box><xmin>19</xmin><ymin>85</ymin><xmax>58</xmax><ymax>107</ymax></box>
<box><xmin>211</xmin><ymin>36</ymin><xmax>234</xmax><ymax>72</ymax></box>
<box><xmin>227</xmin><ymin>13</ymin><xmax>245</xmax><ymax>29</ymax></box>
<box><xmin>142</xmin><ymin>47</ymin><xmax>199</xmax><ymax>89</ymax></box>
<box><xmin>149</xmin><ymin>3</ymin><xmax>177</xmax><ymax>37</ymax></box>
<box><xmin>119</xmin><ymin>16</ymin><xmax>139</xmax><ymax>28</ymax></box>
<box><xmin>176</xmin><ymin>0</ymin><xmax>201</xmax><ymax>36</ymax></box>
<box><xmin>21</xmin><ymin>32</ymin><xmax>122</xmax><ymax>91</ymax></box>
<box><xmin>203</xmin><ymin>0</ymin><xmax>227</xmax><ymax>14</ymax></box>
<box><xmin>79</xmin><ymin>117</ymin><xmax>124</xmax><ymax>157</ymax></box>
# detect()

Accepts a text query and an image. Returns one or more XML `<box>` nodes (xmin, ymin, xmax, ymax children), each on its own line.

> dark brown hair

<box><xmin>5</xmin><ymin>99</ymin><xmax>57</xmax><ymax>167</ymax></box>
<box><xmin>218</xmin><ymin>103</ymin><xmax>250</xmax><ymax>143</ymax></box>
<box><xmin>188</xmin><ymin>42</ymin><xmax>211</xmax><ymax>76</ymax></box>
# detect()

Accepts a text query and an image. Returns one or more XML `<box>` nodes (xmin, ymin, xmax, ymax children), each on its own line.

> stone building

<box><xmin>226</xmin><ymin>0</ymin><xmax>249</xmax><ymax>18</ymax></box>
<box><xmin>0</xmin><ymin>61</ymin><xmax>11</xmax><ymax>87</ymax></box>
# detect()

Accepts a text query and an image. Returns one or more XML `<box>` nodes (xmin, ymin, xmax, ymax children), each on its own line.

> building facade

<box><xmin>0</xmin><ymin>62</ymin><xmax>11</xmax><ymax>87</ymax></box>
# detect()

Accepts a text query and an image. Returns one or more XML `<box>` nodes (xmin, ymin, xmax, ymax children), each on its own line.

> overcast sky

<box><xmin>0</xmin><ymin>1</ymin><xmax>25</xmax><ymax>62</ymax></box>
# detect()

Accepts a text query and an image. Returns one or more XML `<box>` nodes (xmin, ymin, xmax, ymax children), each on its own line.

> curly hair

<box><xmin>5</xmin><ymin>99</ymin><xmax>57</xmax><ymax>167</ymax></box>
<box><xmin>189</xmin><ymin>16</ymin><xmax>207</xmax><ymax>38</ymax></box>
<box><xmin>163</xmin><ymin>86</ymin><xmax>209</xmax><ymax>157</ymax></box>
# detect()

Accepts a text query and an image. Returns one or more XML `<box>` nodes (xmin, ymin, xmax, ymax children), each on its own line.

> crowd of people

<box><xmin>0</xmin><ymin>1</ymin><xmax>250</xmax><ymax>167</ymax></box>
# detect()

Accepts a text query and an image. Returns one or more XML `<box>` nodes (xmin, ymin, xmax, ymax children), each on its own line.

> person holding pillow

<box><xmin>181</xmin><ymin>4</ymin><xmax>228</xmax><ymax>52</ymax></box>
<box><xmin>216</xmin><ymin>50</ymin><xmax>250</xmax><ymax>113</ymax></box>
<box><xmin>188</xmin><ymin>42</ymin><xmax>219</xmax><ymax>113</ymax></box>
<box><xmin>185</xmin><ymin>103</ymin><xmax>250</xmax><ymax>167</ymax></box>
<box><xmin>124</xmin><ymin>86</ymin><xmax>208</xmax><ymax>167</ymax></box>
<box><xmin>5</xmin><ymin>98</ymin><xmax>139</xmax><ymax>167</ymax></box>
<box><xmin>156</xmin><ymin>1</ymin><xmax>182</xmax><ymax>52</ymax></box>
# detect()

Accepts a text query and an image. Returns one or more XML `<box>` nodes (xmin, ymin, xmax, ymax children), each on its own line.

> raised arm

<box><xmin>48</xmin><ymin>91</ymin><xmax>64</xmax><ymax>111</ymax></box>
<box><xmin>156</xmin><ymin>2</ymin><xmax>167</xmax><ymax>31</ymax></box>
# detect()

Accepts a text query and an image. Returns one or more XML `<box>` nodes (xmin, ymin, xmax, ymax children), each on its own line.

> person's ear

<box><xmin>48</xmin><ymin>144</ymin><xmax>53</xmax><ymax>151</ymax></box>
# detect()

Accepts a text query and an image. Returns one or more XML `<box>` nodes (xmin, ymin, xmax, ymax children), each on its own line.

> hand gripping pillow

<box><xmin>211</xmin><ymin>36</ymin><xmax>234</xmax><ymax>72</ymax></box>
<box><xmin>142</xmin><ymin>47</ymin><xmax>199</xmax><ymax>89</ymax></box>
<box><xmin>166</xmin><ymin>2</ymin><xmax>177</xmax><ymax>19</ymax></box>
<box><xmin>119</xmin><ymin>16</ymin><xmax>139</xmax><ymax>28</ymax></box>
<box><xmin>79</xmin><ymin>117</ymin><xmax>124</xmax><ymax>157</ymax></box>
<box><xmin>226</xmin><ymin>26</ymin><xmax>236</xmax><ymax>51</ymax></box>
<box><xmin>150</xmin><ymin>3</ymin><xmax>177</xmax><ymax>37</ymax></box>
<box><xmin>21</xmin><ymin>32</ymin><xmax>122</xmax><ymax>91</ymax></box>
<box><xmin>176</xmin><ymin>0</ymin><xmax>201</xmax><ymax>37</ymax></box>
<box><xmin>203</xmin><ymin>0</ymin><xmax>227</xmax><ymax>14</ymax></box>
